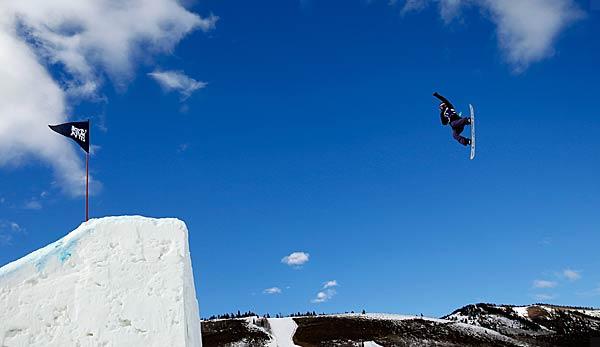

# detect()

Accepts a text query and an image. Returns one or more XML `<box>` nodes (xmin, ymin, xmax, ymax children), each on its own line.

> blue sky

<box><xmin>1</xmin><ymin>0</ymin><xmax>599</xmax><ymax>318</ymax></box>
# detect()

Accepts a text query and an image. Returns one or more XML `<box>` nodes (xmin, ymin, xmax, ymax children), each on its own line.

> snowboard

<box><xmin>469</xmin><ymin>104</ymin><xmax>476</xmax><ymax>160</ymax></box>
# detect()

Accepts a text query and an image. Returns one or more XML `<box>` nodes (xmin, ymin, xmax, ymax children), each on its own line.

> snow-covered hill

<box><xmin>202</xmin><ymin>312</ymin><xmax>524</xmax><ymax>346</ymax></box>
<box><xmin>444</xmin><ymin>303</ymin><xmax>600</xmax><ymax>346</ymax></box>
<box><xmin>202</xmin><ymin>306</ymin><xmax>600</xmax><ymax>346</ymax></box>
<box><xmin>0</xmin><ymin>216</ymin><xmax>202</xmax><ymax>347</ymax></box>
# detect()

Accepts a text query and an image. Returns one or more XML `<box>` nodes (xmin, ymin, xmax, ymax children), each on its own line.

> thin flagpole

<box><xmin>86</xmin><ymin>151</ymin><xmax>89</xmax><ymax>222</ymax></box>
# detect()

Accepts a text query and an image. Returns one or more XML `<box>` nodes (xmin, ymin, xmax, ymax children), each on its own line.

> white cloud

<box><xmin>483</xmin><ymin>0</ymin><xmax>583</xmax><ymax>72</ymax></box>
<box><xmin>312</xmin><ymin>289</ymin><xmax>337</xmax><ymax>303</ymax></box>
<box><xmin>323</xmin><ymin>280</ymin><xmax>338</xmax><ymax>289</ymax></box>
<box><xmin>282</xmin><ymin>251</ymin><xmax>310</xmax><ymax>266</ymax></box>
<box><xmin>263</xmin><ymin>287</ymin><xmax>282</xmax><ymax>295</ymax></box>
<box><xmin>148</xmin><ymin>70</ymin><xmax>207</xmax><ymax>100</ymax></box>
<box><xmin>312</xmin><ymin>280</ymin><xmax>339</xmax><ymax>303</ymax></box>
<box><xmin>398</xmin><ymin>0</ymin><xmax>583</xmax><ymax>71</ymax></box>
<box><xmin>563</xmin><ymin>269</ymin><xmax>581</xmax><ymax>281</ymax></box>
<box><xmin>0</xmin><ymin>0</ymin><xmax>216</xmax><ymax>196</ymax></box>
<box><xmin>312</xmin><ymin>292</ymin><xmax>328</xmax><ymax>303</ymax></box>
<box><xmin>533</xmin><ymin>280</ymin><xmax>558</xmax><ymax>289</ymax></box>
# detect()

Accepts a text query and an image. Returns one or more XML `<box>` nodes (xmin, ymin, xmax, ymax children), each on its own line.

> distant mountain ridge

<box><xmin>201</xmin><ymin>303</ymin><xmax>600</xmax><ymax>346</ymax></box>
<box><xmin>443</xmin><ymin>303</ymin><xmax>600</xmax><ymax>347</ymax></box>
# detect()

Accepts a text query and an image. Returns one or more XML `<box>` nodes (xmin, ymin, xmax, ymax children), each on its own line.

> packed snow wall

<box><xmin>0</xmin><ymin>216</ymin><xmax>202</xmax><ymax>347</ymax></box>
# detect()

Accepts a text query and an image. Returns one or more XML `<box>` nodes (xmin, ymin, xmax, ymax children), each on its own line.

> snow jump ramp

<box><xmin>0</xmin><ymin>216</ymin><xmax>202</xmax><ymax>347</ymax></box>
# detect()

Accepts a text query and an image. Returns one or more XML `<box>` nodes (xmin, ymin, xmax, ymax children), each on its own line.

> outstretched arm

<box><xmin>433</xmin><ymin>92</ymin><xmax>454</xmax><ymax>110</ymax></box>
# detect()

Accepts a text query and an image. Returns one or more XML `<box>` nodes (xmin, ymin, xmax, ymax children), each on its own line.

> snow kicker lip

<box><xmin>0</xmin><ymin>216</ymin><xmax>202</xmax><ymax>347</ymax></box>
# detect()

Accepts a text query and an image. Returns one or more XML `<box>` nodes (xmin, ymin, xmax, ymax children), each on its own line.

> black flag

<box><xmin>49</xmin><ymin>120</ymin><xmax>90</xmax><ymax>153</ymax></box>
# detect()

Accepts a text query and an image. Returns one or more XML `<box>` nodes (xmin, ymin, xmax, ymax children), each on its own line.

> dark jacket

<box><xmin>433</xmin><ymin>92</ymin><xmax>460</xmax><ymax>126</ymax></box>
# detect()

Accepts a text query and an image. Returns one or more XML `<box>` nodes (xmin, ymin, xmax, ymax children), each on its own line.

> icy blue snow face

<box><xmin>34</xmin><ymin>239</ymin><xmax>78</xmax><ymax>272</ymax></box>
<box><xmin>0</xmin><ymin>225</ymin><xmax>89</xmax><ymax>279</ymax></box>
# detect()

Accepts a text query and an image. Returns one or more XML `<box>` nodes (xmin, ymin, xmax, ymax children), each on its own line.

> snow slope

<box><xmin>0</xmin><ymin>216</ymin><xmax>202</xmax><ymax>347</ymax></box>
<box><xmin>444</xmin><ymin>303</ymin><xmax>600</xmax><ymax>339</ymax></box>
<box><xmin>267</xmin><ymin>318</ymin><xmax>299</xmax><ymax>347</ymax></box>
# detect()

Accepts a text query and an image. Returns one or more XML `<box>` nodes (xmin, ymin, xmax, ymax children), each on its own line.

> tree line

<box><xmin>204</xmin><ymin>309</ymin><xmax>368</xmax><ymax>321</ymax></box>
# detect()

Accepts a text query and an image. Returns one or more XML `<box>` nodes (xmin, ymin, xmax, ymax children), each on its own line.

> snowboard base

<box><xmin>469</xmin><ymin>104</ymin><xmax>476</xmax><ymax>160</ymax></box>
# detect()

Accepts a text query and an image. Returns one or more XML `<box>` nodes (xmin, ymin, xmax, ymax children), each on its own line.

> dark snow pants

<box><xmin>450</xmin><ymin>117</ymin><xmax>470</xmax><ymax>146</ymax></box>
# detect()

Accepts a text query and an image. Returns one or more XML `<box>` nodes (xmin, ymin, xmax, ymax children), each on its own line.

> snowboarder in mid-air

<box><xmin>433</xmin><ymin>92</ymin><xmax>471</xmax><ymax>146</ymax></box>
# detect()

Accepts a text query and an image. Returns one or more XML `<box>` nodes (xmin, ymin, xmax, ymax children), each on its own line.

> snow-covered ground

<box><xmin>512</xmin><ymin>306</ymin><xmax>529</xmax><ymax>318</ymax></box>
<box><xmin>267</xmin><ymin>318</ymin><xmax>300</xmax><ymax>347</ymax></box>
<box><xmin>0</xmin><ymin>216</ymin><xmax>201</xmax><ymax>347</ymax></box>
<box><xmin>578</xmin><ymin>309</ymin><xmax>600</xmax><ymax>318</ymax></box>
<box><xmin>450</xmin><ymin>322</ymin><xmax>528</xmax><ymax>347</ymax></box>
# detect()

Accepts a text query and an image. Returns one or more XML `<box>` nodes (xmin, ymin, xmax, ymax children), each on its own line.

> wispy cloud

<box><xmin>0</xmin><ymin>220</ymin><xmax>24</xmax><ymax>246</ymax></box>
<box><xmin>0</xmin><ymin>1</ymin><xmax>216</xmax><ymax>196</ymax></box>
<box><xmin>563</xmin><ymin>269</ymin><xmax>581</xmax><ymax>281</ymax></box>
<box><xmin>400</xmin><ymin>0</ymin><xmax>428</xmax><ymax>15</ymax></box>
<box><xmin>396</xmin><ymin>0</ymin><xmax>583</xmax><ymax>72</ymax></box>
<box><xmin>312</xmin><ymin>280</ymin><xmax>339</xmax><ymax>303</ymax></box>
<box><xmin>148</xmin><ymin>70</ymin><xmax>208</xmax><ymax>100</ymax></box>
<box><xmin>323</xmin><ymin>280</ymin><xmax>339</xmax><ymax>289</ymax></box>
<box><xmin>282</xmin><ymin>251</ymin><xmax>310</xmax><ymax>267</ymax></box>
<box><xmin>24</xmin><ymin>199</ymin><xmax>42</xmax><ymax>210</ymax></box>
<box><xmin>23</xmin><ymin>190</ymin><xmax>51</xmax><ymax>210</ymax></box>
<box><xmin>9</xmin><ymin>222</ymin><xmax>22</xmax><ymax>232</ymax></box>
<box><xmin>533</xmin><ymin>280</ymin><xmax>558</xmax><ymax>289</ymax></box>
<box><xmin>263</xmin><ymin>287</ymin><xmax>282</xmax><ymax>295</ymax></box>
<box><xmin>312</xmin><ymin>289</ymin><xmax>337</xmax><ymax>303</ymax></box>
